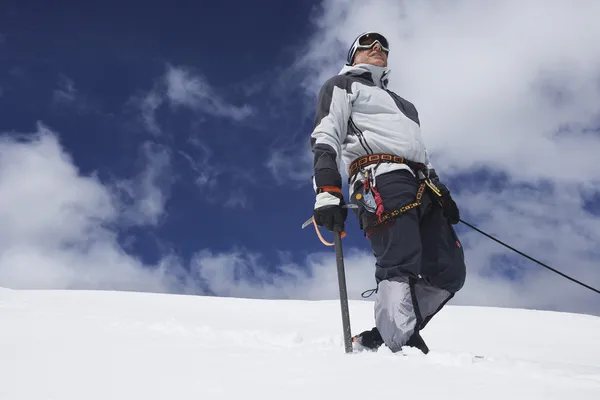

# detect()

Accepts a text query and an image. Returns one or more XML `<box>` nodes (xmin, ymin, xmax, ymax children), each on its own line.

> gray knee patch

<box><xmin>374</xmin><ymin>279</ymin><xmax>417</xmax><ymax>352</ymax></box>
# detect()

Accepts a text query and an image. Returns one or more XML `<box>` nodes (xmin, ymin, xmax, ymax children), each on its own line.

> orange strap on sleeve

<box><xmin>318</xmin><ymin>186</ymin><xmax>342</xmax><ymax>194</ymax></box>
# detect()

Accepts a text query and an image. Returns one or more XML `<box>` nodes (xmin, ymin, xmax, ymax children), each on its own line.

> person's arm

<box><xmin>309</xmin><ymin>75</ymin><xmax>353</xmax><ymax>192</ymax></box>
<box><xmin>309</xmin><ymin>75</ymin><xmax>353</xmax><ymax>232</ymax></box>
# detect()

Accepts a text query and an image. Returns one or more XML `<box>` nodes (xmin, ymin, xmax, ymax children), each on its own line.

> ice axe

<box><xmin>301</xmin><ymin>205</ymin><xmax>356</xmax><ymax>353</ymax></box>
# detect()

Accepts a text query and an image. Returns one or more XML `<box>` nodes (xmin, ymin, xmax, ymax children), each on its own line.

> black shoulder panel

<box><xmin>385</xmin><ymin>91</ymin><xmax>420</xmax><ymax>126</ymax></box>
<box><xmin>313</xmin><ymin>75</ymin><xmax>354</xmax><ymax>128</ymax></box>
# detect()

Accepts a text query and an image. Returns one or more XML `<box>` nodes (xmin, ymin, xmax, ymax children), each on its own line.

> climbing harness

<box><xmin>352</xmin><ymin>154</ymin><xmax>441</xmax><ymax>231</ymax></box>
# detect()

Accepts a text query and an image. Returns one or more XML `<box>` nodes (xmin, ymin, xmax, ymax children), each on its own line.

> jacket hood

<box><xmin>339</xmin><ymin>63</ymin><xmax>391</xmax><ymax>89</ymax></box>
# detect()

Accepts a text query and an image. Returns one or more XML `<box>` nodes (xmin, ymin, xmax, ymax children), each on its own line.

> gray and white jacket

<box><xmin>310</xmin><ymin>63</ymin><xmax>435</xmax><ymax>197</ymax></box>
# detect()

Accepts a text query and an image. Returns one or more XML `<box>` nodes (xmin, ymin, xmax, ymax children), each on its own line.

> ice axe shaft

<box><xmin>334</xmin><ymin>230</ymin><xmax>353</xmax><ymax>353</ymax></box>
<box><xmin>300</xmin><ymin>207</ymin><xmax>354</xmax><ymax>353</ymax></box>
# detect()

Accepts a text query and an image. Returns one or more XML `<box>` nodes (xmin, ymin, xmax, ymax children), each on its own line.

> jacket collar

<box><xmin>339</xmin><ymin>63</ymin><xmax>391</xmax><ymax>89</ymax></box>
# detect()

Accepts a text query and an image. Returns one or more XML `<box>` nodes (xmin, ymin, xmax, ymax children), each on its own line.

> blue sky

<box><xmin>1</xmin><ymin>0</ymin><xmax>327</xmax><ymax>261</ymax></box>
<box><xmin>1</xmin><ymin>0</ymin><xmax>600</xmax><ymax>316</ymax></box>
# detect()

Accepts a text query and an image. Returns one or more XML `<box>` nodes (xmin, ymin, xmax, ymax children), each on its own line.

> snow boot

<box><xmin>353</xmin><ymin>327</ymin><xmax>430</xmax><ymax>354</ymax></box>
<box><xmin>405</xmin><ymin>330</ymin><xmax>429</xmax><ymax>354</ymax></box>
<box><xmin>352</xmin><ymin>327</ymin><xmax>384</xmax><ymax>351</ymax></box>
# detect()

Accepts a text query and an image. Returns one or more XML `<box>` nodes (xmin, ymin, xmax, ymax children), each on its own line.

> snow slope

<box><xmin>1</xmin><ymin>286</ymin><xmax>599</xmax><ymax>399</ymax></box>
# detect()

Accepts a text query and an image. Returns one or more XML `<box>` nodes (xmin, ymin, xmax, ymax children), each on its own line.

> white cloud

<box><xmin>178</xmin><ymin>140</ymin><xmax>253</xmax><ymax>209</ymax></box>
<box><xmin>189</xmin><ymin>247</ymin><xmax>378</xmax><ymax>301</ymax></box>
<box><xmin>178</xmin><ymin>142</ymin><xmax>220</xmax><ymax>189</ymax></box>
<box><xmin>266</xmin><ymin>147</ymin><xmax>315</xmax><ymax>186</ymax></box>
<box><xmin>165</xmin><ymin>65</ymin><xmax>254</xmax><ymax>121</ymax></box>
<box><xmin>283</xmin><ymin>0</ymin><xmax>600</xmax><ymax>314</ymax></box>
<box><xmin>135</xmin><ymin>64</ymin><xmax>254</xmax><ymax>135</ymax></box>
<box><xmin>0</xmin><ymin>126</ymin><xmax>115</xmax><ymax>249</ymax></box>
<box><xmin>454</xmin><ymin>180</ymin><xmax>600</xmax><ymax>315</ymax></box>
<box><xmin>114</xmin><ymin>141</ymin><xmax>172</xmax><ymax>226</ymax></box>
<box><xmin>139</xmin><ymin>90</ymin><xmax>163</xmax><ymax>136</ymax></box>
<box><xmin>0</xmin><ymin>124</ymin><xmax>189</xmax><ymax>293</ymax></box>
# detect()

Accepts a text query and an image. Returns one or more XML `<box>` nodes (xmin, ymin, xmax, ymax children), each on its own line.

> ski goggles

<box><xmin>347</xmin><ymin>32</ymin><xmax>390</xmax><ymax>64</ymax></box>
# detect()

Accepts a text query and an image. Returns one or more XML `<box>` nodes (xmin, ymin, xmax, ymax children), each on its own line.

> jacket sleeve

<box><xmin>309</xmin><ymin>75</ymin><xmax>353</xmax><ymax>191</ymax></box>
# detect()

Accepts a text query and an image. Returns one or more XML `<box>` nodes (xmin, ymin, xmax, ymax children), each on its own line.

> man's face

<box><xmin>353</xmin><ymin>41</ymin><xmax>388</xmax><ymax>67</ymax></box>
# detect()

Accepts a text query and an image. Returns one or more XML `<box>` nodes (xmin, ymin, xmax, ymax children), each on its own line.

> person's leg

<box><xmin>353</xmin><ymin>277</ymin><xmax>451</xmax><ymax>353</ymax></box>
<box><xmin>352</xmin><ymin>170</ymin><xmax>424</xmax><ymax>353</ymax></box>
<box><xmin>373</xmin><ymin>278</ymin><xmax>420</xmax><ymax>352</ymax></box>
<box><xmin>421</xmin><ymin>188</ymin><xmax>467</xmax><ymax>316</ymax></box>
<box><xmin>351</xmin><ymin>174</ymin><xmax>467</xmax><ymax>353</ymax></box>
<box><xmin>417</xmin><ymin>190</ymin><xmax>466</xmax><ymax>328</ymax></box>
<box><xmin>421</xmin><ymin>204</ymin><xmax>465</xmax><ymax>290</ymax></box>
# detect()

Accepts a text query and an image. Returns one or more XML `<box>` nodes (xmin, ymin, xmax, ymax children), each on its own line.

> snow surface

<box><xmin>1</xmin><ymin>286</ymin><xmax>599</xmax><ymax>399</ymax></box>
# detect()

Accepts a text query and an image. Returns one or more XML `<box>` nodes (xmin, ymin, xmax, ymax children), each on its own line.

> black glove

<box><xmin>313</xmin><ymin>189</ymin><xmax>348</xmax><ymax>232</ymax></box>
<box><xmin>437</xmin><ymin>184</ymin><xmax>460</xmax><ymax>224</ymax></box>
<box><xmin>429</xmin><ymin>170</ymin><xmax>460</xmax><ymax>225</ymax></box>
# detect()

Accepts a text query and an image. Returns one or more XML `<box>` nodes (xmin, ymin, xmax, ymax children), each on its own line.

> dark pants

<box><xmin>351</xmin><ymin>169</ymin><xmax>466</xmax><ymax>351</ymax></box>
